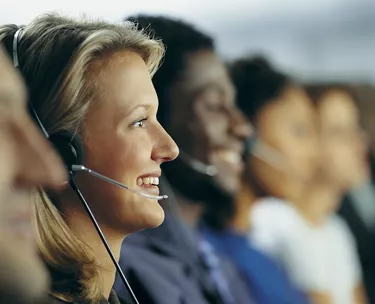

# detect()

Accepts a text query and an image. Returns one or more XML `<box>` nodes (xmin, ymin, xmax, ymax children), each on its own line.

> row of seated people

<box><xmin>0</xmin><ymin>12</ymin><xmax>374</xmax><ymax>304</ymax></box>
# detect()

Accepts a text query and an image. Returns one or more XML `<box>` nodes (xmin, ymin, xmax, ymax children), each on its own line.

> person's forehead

<box><xmin>181</xmin><ymin>51</ymin><xmax>235</xmax><ymax>99</ymax></box>
<box><xmin>185</xmin><ymin>51</ymin><xmax>227</xmax><ymax>82</ymax></box>
<box><xmin>319</xmin><ymin>92</ymin><xmax>357</xmax><ymax>120</ymax></box>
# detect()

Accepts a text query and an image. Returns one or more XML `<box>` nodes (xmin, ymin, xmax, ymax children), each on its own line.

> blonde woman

<box><xmin>0</xmin><ymin>14</ymin><xmax>179</xmax><ymax>303</ymax></box>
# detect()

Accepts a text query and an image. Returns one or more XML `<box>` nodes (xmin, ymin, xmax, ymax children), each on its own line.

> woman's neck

<box><xmin>63</xmin><ymin>205</ymin><xmax>126</xmax><ymax>300</ymax></box>
<box><xmin>229</xmin><ymin>179</ymin><xmax>256</xmax><ymax>233</ymax></box>
<box><xmin>292</xmin><ymin>183</ymin><xmax>343</xmax><ymax>226</ymax></box>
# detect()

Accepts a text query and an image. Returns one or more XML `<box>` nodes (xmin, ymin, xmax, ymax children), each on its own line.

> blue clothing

<box><xmin>201</xmin><ymin>225</ymin><xmax>310</xmax><ymax>304</ymax></box>
<box><xmin>115</xmin><ymin>213</ymin><xmax>252</xmax><ymax>304</ymax></box>
<box><xmin>197</xmin><ymin>238</ymin><xmax>235</xmax><ymax>304</ymax></box>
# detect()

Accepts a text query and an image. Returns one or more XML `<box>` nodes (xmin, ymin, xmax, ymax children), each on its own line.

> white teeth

<box><xmin>138</xmin><ymin>176</ymin><xmax>160</xmax><ymax>186</ymax></box>
<box><xmin>217</xmin><ymin>150</ymin><xmax>241</xmax><ymax>164</ymax></box>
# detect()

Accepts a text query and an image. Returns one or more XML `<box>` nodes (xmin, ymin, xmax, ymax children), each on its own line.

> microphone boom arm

<box><xmin>71</xmin><ymin>165</ymin><xmax>168</xmax><ymax>200</ymax></box>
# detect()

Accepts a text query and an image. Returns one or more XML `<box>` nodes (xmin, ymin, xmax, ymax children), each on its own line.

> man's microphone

<box><xmin>71</xmin><ymin>165</ymin><xmax>168</xmax><ymax>200</ymax></box>
<box><xmin>177</xmin><ymin>137</ymin><xmax>288</xmax><ymax>178</ymax></box>
<box><xmin>178</xmin><ymin>151</ymin><xmax>218</xmax><ymax>177</ymax></box>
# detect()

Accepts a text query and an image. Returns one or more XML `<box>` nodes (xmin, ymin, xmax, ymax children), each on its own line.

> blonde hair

<box><xmin>0</xmin><ymin>13</ymin><xmax>164</xmax><ymax>302</ymax></box>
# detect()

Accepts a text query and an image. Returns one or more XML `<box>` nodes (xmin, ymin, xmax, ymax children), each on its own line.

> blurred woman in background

<box><xmin>201</xmin><ymin>56</ymin><xmax>312</xmax><ymax>304</ymax></box>
<box><xmin>250</xmin><ymin>82</ymin><xmax>367</xmax><ymax>303</ymax></box>
<box><xmin>336</xmin><ymin>84</ymin><xmax>375</xmax><ymax>304</ymax></box>
<box><xmin>0</xmin><ymin>13</ymin><xmax>178</xmax><ymax>303</ymax></box>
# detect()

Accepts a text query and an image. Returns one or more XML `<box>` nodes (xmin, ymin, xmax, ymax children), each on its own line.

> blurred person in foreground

<box><xmin>0</xmin><ymin>46</ymin><xmax>66</xmax><ymax>303</ymax></box>
<box><xmin>246</xmin><ymin>76</ymin><xmax>367</xmax><ymax>303</ymax></box>
<box><xmin>116</xmin><ymin>15</ymin><xmax>253</xmax><ymax>304</ymax></box>
<box><xmin>201</xmin><ymin>56</ymin><xmax>312</xmax><ymax>304</ymax></box>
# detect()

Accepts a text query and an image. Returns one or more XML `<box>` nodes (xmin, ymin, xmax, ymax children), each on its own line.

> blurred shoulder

<box><xmin>252</xmin><ymin>197</ymin><xmax>299</xmax><ymax>231</ymax></box>
<box><xmin>328</xmin><ymin>214</ymin><xmax>357</xmax><ymax>245</ymax></box>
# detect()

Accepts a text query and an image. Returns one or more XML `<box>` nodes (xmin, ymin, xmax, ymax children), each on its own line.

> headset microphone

<box><xmin>245</xmin><ymin>135</ymin><xmax>288</xmax><ymax>172</ymax></box>
<box><xmin>179</xmin><ymin>151</ymin><xmax>218</xmax><ymax>177</ymax></box>
<box><xmin>72</xmin><ymin>165</ymin><xmax>168</xmax><ymax>200</ymax></box>
<box><xmin>12</xmin><ymin>28</ymin><xmax>140</xmax><ymax>304</ymax></box>
<box><xmin>178</xmin><ymin>137</ymin><xmax>287</xmax><ymax>176</ymax></box>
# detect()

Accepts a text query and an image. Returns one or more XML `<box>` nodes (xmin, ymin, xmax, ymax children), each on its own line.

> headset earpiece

<box><xmin>49</xmin><ymin>131</ymin><xmax>85</xmax><ymax>170</ymax></box>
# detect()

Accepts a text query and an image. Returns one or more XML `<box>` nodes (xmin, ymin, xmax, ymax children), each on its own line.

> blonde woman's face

<box><xmin>0</xmin><ymin>47</ymin><xmax>66</xmax><ymax>303</ymax></box>
<box><xmin>78</xmin><ymin>51</ymin><xmax>179</xmax><ymax>233</ymax></box>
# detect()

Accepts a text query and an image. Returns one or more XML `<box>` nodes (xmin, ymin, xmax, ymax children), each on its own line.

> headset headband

<box><xmin>12</xmin><ymin>28</ymin><xmax>23</xmax><ymax>69</ymax></box>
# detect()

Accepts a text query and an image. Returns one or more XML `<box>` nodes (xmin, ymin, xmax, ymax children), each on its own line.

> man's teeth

<box><xmin>137</xmin><ymin>177</ymin><xmax>160</xmax><ymax>186</ymax></box>
<box><xmin>216</xmin><ymin>150</ymin><xmax>241</xmax><ymax>164</ymax></box>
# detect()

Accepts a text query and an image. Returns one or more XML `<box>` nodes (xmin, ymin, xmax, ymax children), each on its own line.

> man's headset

<box><xmin>12</xmin><ymin>27</ymin><xmax>147</xmax><ymax>304</ymax></box>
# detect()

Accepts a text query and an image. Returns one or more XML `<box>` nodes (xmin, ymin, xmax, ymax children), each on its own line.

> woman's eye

<box><xmin>132</xmin><ymin>118</ymin><xmax>148</xmax><ymax>128</ymax></box>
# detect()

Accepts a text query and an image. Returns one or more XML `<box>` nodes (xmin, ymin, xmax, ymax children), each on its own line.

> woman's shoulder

<box><xmin>326</xmin><ymin>214</ymin><xmax>358</xmax><ymax>248</ymax></box>
<box><xmin>251</xmin><ymin>197</ymin><xmax>299</xmax><ymax>235</ymax></box>
<box><xmin>252</xmin><ymin>197</ymin><xmax>297</xmax><ymax>219</ymax></box>
<box><xmin>250</xmin><ymin>198</ymin><xmax>303</xmax><ymax>259</ymax></box>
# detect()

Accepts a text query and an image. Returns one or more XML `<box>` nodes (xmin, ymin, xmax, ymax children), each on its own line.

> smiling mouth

<box><xmin>6</xmin><ymin>210</ymin><xmax>34</xmax><ymax>242</ymax></box>
<box><xmin>3</xmin><ymin>189</ymin><xmax>35</xmax><ymax>241</ymax></box>
<box><xmin>210</xmin><ymin>149</ymin><xmax>244</xmax><ymax>171</ymax></box>
<box><xmin>136</xmin><ymin>177</ymin><xmax>160</xmax><ymax>195</ymax></box>
<box><xmin>137</xmin><ymin>177</ymin><xmax>159</xmax><ymax>186</ymax></box>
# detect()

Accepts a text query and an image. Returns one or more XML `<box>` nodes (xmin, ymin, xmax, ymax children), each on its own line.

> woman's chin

<box><xmin>142</xmin><ymin>202</ymin><xmax>165</xmax><ymax>229</ymax></box>
<box><xmin>122</xmin><ymin>202</ymin><xmax>165</xmax><ymax>233</ymax></box>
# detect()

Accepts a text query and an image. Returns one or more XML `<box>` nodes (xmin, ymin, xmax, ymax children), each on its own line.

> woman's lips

<box><xmin>6</xmin><ymin>209</ymin><xmax>34</xmax><ymax>242</ymax></box>
<box><xmin>139</xmin><ymin>184</ymin><xmax>160</xmax><ymax>195</ymax></box>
